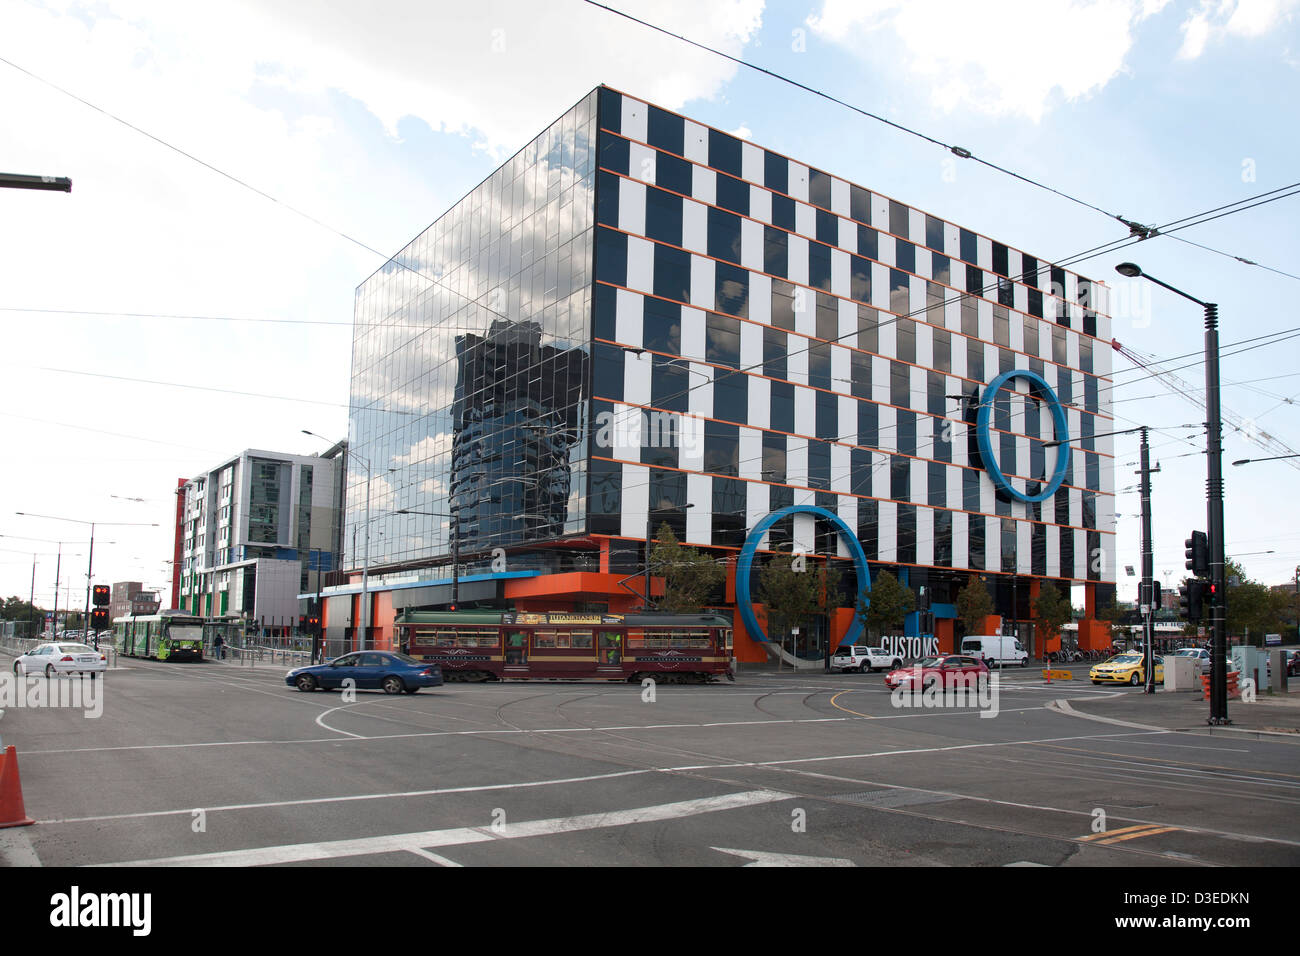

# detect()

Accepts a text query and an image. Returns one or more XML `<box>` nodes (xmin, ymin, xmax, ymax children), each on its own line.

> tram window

<box><xmin>571</xmin><ymin>630</ymin><xmax>594</xmax><ymax>649</ymax></box>
<box><xmin>535</xmin><ymin>630</ymin><xmax>557</xmax><ymax>648</ymax></box>
<box><xmin>640</xmin><ymin>628</ymin><xmax>709</xmax><ymax>648</ymax></box>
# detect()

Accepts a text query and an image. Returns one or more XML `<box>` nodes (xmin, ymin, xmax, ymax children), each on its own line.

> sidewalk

<box><xmin>1059</xmin><ymin>686</ymin><xmax>1300</xmax><ymax>737</ymax></box>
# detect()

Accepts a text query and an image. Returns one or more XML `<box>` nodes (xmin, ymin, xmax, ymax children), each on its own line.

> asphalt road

<box><xmin>1</xmin><ymin>654</ymin><xmax>1297</xmax><ymax>867</ymax></box>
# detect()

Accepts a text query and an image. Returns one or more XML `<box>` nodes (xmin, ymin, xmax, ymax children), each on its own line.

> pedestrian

<box><xmin>213</xmin><ymin>632</ymin><xmax>224</xmax><ymax>661</ymax></box>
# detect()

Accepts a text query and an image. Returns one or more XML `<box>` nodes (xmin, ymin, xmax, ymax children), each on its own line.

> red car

<box><xmin>884</xmin><ymin>654</ymin><xmax>990</xmax><ymax>690</ymax></box>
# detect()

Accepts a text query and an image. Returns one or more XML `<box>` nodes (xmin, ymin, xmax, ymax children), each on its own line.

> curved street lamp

<box><xmin>1115</xmin><ymin>262</ymin><xmax>1229</xmax><ymax>724</ymax></box>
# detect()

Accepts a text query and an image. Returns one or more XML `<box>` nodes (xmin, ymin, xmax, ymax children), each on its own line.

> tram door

<box><xmin>505</xmin><ymin>630</ymin><xmax>528</xmax><ymax>669</ymax></box>
<box><xmin>598</xmin><ymin>631</ymin><xmax>623</xmax><ymax>671</ymax></box>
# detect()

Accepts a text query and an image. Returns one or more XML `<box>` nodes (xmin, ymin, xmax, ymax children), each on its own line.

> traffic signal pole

<box><xmin>1137</xmin><ymin>429</ymin><xmax>1160</xmax><ymax>694</ymax></box>
<box><xmin>1203</xmin><ymin>304</ymin><xmax>1229</xmax><ymax>724</ymax></box>
<box><xmin>83</xmin><ymin>523</ymin><xmax>95</xmax><ymax>649</ymax></box>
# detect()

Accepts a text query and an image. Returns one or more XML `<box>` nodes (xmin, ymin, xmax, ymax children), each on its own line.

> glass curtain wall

<box><xmin>346</xmin><ymin>90</ymin><xmax>597</xmax><ymax>575</ymax></box>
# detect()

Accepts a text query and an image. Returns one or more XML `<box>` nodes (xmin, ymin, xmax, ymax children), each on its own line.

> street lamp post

<box><xmin>1115</xmin><ymin>263</ymin><xmax>1228</xmax><ymax>724</ymax></box>
<box><xmin>16</xmin><ymin>513</ymin><xmax>156</xmax><ymax>648</ymax></box>
<box><xmin>303</xmin><ymin>431</ymin><xmax>372</xmax><ymax>652</ymax></box>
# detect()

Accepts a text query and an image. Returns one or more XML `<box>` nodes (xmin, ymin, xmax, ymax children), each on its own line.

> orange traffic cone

<box><xmin>0</xmin><ymin>745</ymin><xmax>35</xmax><ymax>828</ymax></box>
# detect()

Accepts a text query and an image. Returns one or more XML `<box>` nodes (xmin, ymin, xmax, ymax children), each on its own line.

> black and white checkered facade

<box><xmin>588</xmin><ymin>87</ymin><xmax>1115</xmax><ymax>584</ymax></box>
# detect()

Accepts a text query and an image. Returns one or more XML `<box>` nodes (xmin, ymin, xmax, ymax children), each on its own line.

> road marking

<box><xmin>96</xmin><ymin>789</ymin><xmax>794</xmax><ymax>866</ymax></box>
<box><xmin>1081</xmin><ymin>824</ymin><xmax>1182</xmax><ymax>845</ymax></box>
<box><xmin>711</xmin><ymin>846</ymin><xmax>853</xmax><ymax>867</ymax></box>
<box><xmin>1079</xmin><ymin>824</ymin><xmax>1163</xmax><ymax>842</ymax></box>
<box><xmin>407</xmin><ymin>848</ymin><xmax>463</xmax><ymax>867</ymax></box>
<box><xmin>44</xmin><ymin>768</ymin><xmax>657</xmax><ymax>824</ymax></box>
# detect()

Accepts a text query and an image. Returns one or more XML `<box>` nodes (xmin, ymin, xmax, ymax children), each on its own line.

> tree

<box><xmin>1223</xmin><ymin>559</ymin><xmax>1292</xmax><ymax>642</ymax></box>
<box><xmin>956</xmin><ymin>576</ymin><xmax>994</xmax><ymax>636</ymax></box>
<box><xmin>857</xmin><ymin>569</ymin><xmax>914</xmax><ymax>641</ymax></box>
<box><xmin>649</xmin><ymin>523</ymin><xmax>725</xmax><ymax>613</ymax></box>
<box><xmin>756</xmin><ymin>553</ymin><xmax>819</xmax><ymax>652</ymax></box>
<box><xmin>1034</xmin><ymin>582</ymin><xmax>1073</xmax><ymax>649</ymax></box>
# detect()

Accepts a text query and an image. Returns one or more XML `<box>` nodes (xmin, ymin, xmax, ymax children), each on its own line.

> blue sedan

<box><xmin>286</xmin><ymin>651</ymin><xmax>443</xmax><ymax>694</ymax></box>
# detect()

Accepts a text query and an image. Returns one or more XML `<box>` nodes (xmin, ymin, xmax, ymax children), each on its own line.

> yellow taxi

<box><xmin>1090</xmin><ymin>652</ymin><xmax>1164</xmax><ymax>686</ymax></box>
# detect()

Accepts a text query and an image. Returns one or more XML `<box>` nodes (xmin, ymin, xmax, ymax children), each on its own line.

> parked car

<box><xmin>1171</xmin><ymin>647</ymin><xmax>1211</xmax><ymax>674</ymax></box>
<box><xmin>12</xmin><ymin>642</ymin><xmax>107</xmax><ymax>678</ymax></box>
<box><xmin>960</xmin><ymin>635</ymin><xmax>1029</xmax><ymax>667</ymax></box>
<box><xmin>831</xmin><ymin>645</ymin><xmax>904</xmax><ymax>673</ymax></box>
<box><xmin>285</xmin><ymin>651</ymin><xmax>443</xmax><ymax>694</ymax></box>
<box><xmin>884</xmin><ymin>655</ymin><xmax>989</xmax><ymax>690</ymax></box>
<box><xmin>1090</xmin><ymin>653</ymin><xmax>1164</xmax><ymax>686</ymax></box>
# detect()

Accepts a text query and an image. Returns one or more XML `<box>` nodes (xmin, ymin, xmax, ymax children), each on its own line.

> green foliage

<box><xmin>956</xmin><ymin>576</ymin><xmax>994</xmax><ymax>635</ymax></box>
<box><xmin>1</xmin><ymin>596</ymin><xmax>45</xmax><ymax>621</ymax></box>
<box><xmin>857</xmin><ymin>569</ymin><xmax>914</xmax><ymax>639</ymax></box>
<box><xmin>756</xmin><ymin>553</ymin><xmax>819</xmax><ymax>640</ymax></box>
<box><xmin>1034</xmin><ymin>582</ymin><xmax>1073</xmax><ymax>638</ymax></box>
<box><xmin>1223</xmin><ymin>559</ymin><xmax>1292</xmax><ymax>641</ymax></box>
<box><xmin>649</xmin><ymin>523</ymin><xmax>725</xmax><ymax>613</ymax></box>
<box><xmin>815</xmin><ymin>560</ymin><xmax>846</xmax><ymax>620</ymax></box>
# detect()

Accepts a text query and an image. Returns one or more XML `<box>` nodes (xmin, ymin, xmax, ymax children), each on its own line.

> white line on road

<box><xmin>44</xmin><ymin>730</ymin><xmax>1177</xmax><ymax>825</ymax></box>
<box><xmin>407</xmin><ymin>848</ymin><xmax>463</xmax><ymax>867</ymax></box>
<box><xmin>44</xmin><ymin>768</ymin><xmax>657</xmax><ymax>824</ymax></box>
<box><xmin>95</xmin><ymin>789</ymin><xmax>794</xmax><ymax>866</ymax></box>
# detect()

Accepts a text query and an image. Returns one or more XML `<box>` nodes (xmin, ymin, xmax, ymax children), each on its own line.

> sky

<box><xmin>1</xmin><ymin>0</ymin><xmax>1298</xmax><ymax>611</ymax></box>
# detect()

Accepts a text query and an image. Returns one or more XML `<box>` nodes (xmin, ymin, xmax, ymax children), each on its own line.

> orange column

<box><xmin>935</xmin><ymin>618</ymin><xmax>955</xmax><ymax>653</ymax></box>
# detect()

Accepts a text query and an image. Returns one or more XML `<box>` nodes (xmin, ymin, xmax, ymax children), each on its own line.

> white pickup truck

<box><xmin>831</xmin><ymin>645</ymin><xmax>904</xmax><ymax>673</ymax></box>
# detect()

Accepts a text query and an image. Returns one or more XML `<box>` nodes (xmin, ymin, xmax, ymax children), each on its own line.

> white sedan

<box><xmin>12</xmin><ymin>642</ymin><xmax>107</xmax><ymax>678</ymax></box>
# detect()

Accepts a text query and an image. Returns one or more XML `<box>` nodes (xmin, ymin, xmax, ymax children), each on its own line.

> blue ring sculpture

<box><xmin>976</xmin><ymin>369</ymin><xmax>1072</xmax><ymax>504</ymax></box>
<box><xmin>735</xmin><ymin>505</ymin><xmax>872</xmax><ymax>647</ymax></box>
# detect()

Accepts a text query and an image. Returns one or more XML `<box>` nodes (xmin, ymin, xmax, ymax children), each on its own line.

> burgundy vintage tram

<box><xmin>394</xmin><ymin>609</ymin><xmax>735</xmax><ymax>682</ymax></box>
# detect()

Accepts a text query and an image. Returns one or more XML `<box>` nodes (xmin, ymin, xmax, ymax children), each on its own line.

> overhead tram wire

<box><xmin>11</xmin><ymin>52</ymin><xmax>1297</xmax><ymax>447</ymax></box>
<box><xmin>6</xmin><ymin>47</ymin><xmax>1295</xmax><ymax>399</ymax></box>
<box><xmin>581</xmin><ymin>1</ymin><xmax>1300</xmax><ymax>283</ymax></box>
<box><xmin>7</xmin><ymin>43</ymin><xmax>1297</xmax><ymax>391</ymax></box>
<box><xmin>640</xmin><ymin>185</ymin><xmax>1300</xmax><ymax>417</ymax></box>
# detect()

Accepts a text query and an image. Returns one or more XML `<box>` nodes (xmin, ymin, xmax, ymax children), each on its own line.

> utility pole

<box><xmin>1137</xmin><ymin>428</ymin><xmax>1161</xmax><ymax>694</ymax></box>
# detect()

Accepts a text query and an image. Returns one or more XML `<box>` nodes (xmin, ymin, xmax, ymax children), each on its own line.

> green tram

<box><xmin>113</xmin><ymin>610</ymin><xmax>206</xmax><ymax>661</ymax></box>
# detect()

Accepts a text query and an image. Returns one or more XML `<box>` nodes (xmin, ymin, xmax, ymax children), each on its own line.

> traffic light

<box><xmin>1179</xmin><ymin>580</ymin><xmax>1204</xmax><ymax>623</ymax></box>
<box><xmin>90</xmin><ymin>607</ymin><xmax>109</xmax><ymax>631</ymax></box>
<box><xmin>1151</xmin><ymin>580</ymin><xmax>1162</xmax><ymax>610</ymax></box>
<box><xmin>92</xmin><ymin>584</ymin><xmax>110</xmax><ymax>606</ymax></box>
<box><xmin>1184</xmin><ymin>531</ymin><xmax>1209</xmax><ymax>577</ymax></box>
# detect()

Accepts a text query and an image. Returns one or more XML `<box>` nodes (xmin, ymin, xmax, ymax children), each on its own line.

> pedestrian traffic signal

<box><xmin>1184</xmin><ymin>531</ymin><xmax>1209</xmax><ymax>577</ymax></box>
<box><xmin>1179</xmin><ymin>580</ymin><xmax>1204</xmax><ymax>623</ymax></box>
<box><xmin>92</xmin><ymin>584</ymin><xmax>110</xmax><ymax>606</ymax></box>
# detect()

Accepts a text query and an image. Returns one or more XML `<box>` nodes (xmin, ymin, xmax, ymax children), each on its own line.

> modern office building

<box><xmin>328</xmin><ymin>85</ymin><xmax>1116</xmax><ymax>662</ymax></box>
<box><xmin>175</xmin><ymin>447</ymin><xmax>343</xmax><ymax>628</ymax></box>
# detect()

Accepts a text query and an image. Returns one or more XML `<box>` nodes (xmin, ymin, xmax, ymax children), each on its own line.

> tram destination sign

<box><xmin>130</xmin><ymin>592</ymin><xmax>161</xmax><ymax>615</ymax></box>
<box><xmin>504</xmin><ymin>612</ymin><xmax>626</xmax><ymax>626</ymax></box>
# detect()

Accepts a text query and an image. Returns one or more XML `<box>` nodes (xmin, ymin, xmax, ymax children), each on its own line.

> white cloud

<box><xmin>807</xmin><ymin>0</ymin><xmax>1165</xmax><ymax>121</ymax></box>
<box><xmin>1178</xmin><ymin>0</ymin><xmax>1300</xmax><ymax>59</ymax></box>
<box><xmin>0</xmin><ymin>0</ymin><xmax>767</xmax><ymax>599</ymax></box>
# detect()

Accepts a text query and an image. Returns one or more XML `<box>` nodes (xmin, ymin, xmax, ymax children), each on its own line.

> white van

<box><xmin>961</xmin><ymin>635</ymin><xmax>1029</xmax><ymax>667</ymax></box>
